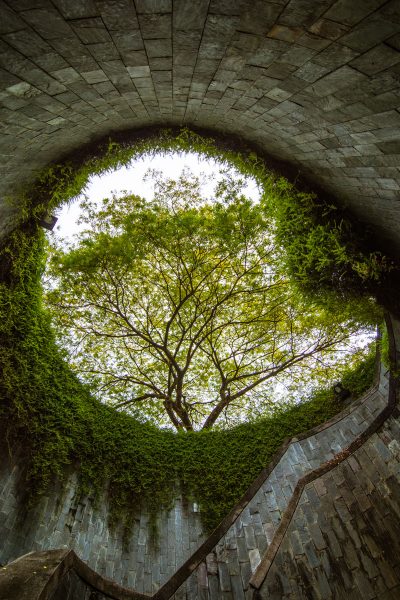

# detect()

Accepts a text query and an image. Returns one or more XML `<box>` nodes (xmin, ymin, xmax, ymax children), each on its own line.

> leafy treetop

<box><xmin>46</xmin><ymin>170</ymin><xmax>374</xmax><ymax>431</ymax></box>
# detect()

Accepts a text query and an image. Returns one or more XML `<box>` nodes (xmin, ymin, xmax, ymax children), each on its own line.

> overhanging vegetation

<box><xmin>0</xmin><ymin>128</ymin><xmax>385</xmax><ymax>532</ymax></box>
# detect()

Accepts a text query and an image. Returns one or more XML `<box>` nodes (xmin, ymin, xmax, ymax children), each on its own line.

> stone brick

<box><xmin>144</xmin><ymin>38</ymin><xmax>172</xmax><ymax>57</ymax></box>
<box><xmin>52</xmin><ymin>0</ymin><xmax>98</xmax><ymax>20</ymax></box>
<box><xmin>308</xmin><ymin>18</ymin><xmax>350</xmax><ymax>40</ymax></box>
<box><xmin>136</xmin><ymin>0</ymin><xmax>171</xmax><ymax>13</ymax></box>
<box><xmin>0</xmin><ymin>5</ymin><xmax>400</xmax><ymax>595</ymax></box>
<box><xmin>138</xmin><ymin>13</ymin><xmax>171</xmax><ymax>38</ymax></box>
<box><xmin>21</xmin><ymin>7</ymin><xmax>75</xmax><ymax>39</ymax></box>
<box><xmin>350</xmin><ymin>43</ymin><xmax>400</xmax><ymax>75</ymax></box>
<box><xmin>312</xmin><ymin>43</ymin><xmax>359</xmax><ymax>68</ymax></box>
<box><xmin>3</xmin><ymin>29</ymin><xmax>53</xmax><ymax>58</ymax></box>
<box><xmin>324</xmin><ymin>0</ymin><xmax>388</xmax><ymax>27</ymax></box>
<box><xmin>71</xmin><ymin>17</ymin><xmax>112</xmax><ymax>44</ymax></box>
<box><xmin>340</xmin><ymin>15</ymin><xmax>400</xmax><ymax>51</ymax></box>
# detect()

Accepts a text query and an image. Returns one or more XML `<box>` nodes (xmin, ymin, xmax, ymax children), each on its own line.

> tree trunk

<box><xmin>202</xmin><ymin>388</ymin><xmax>229</xmax><ymax>430</ymax></box>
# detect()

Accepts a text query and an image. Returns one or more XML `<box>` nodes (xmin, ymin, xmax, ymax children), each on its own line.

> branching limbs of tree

<box><xmin>45</xmin><ymin>170</ymin><xmax>373</xmax><ymax>431</ymax></box>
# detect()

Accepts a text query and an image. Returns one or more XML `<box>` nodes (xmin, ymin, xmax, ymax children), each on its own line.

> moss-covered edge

<box><xmin>0</xmin><ymin>127</ymin><xmax>380</xmax><ymax>535</ymax></box>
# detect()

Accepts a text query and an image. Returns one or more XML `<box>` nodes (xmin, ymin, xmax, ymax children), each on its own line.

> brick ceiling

<box><xmin>0</xmin><ymin>0</ymin><xmax>399</xmax><ymax>255</ymax></box>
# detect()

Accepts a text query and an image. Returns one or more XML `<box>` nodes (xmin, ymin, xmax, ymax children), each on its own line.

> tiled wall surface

<box><xmin>0</xmin><ymin>366</ymin><xmax>390</xmax><ymax>597</ymax></box>
<box><xmin>258</xmin><ymin>412</ymin><xmax>400</xmax><ymax>599</ymax></box>
<box><xmin>0</xmin><ymin>1</ymin><xmax>399</xmax><ymax>254</ymax></box>
<box><xmin>0</xmin><ymin>3</ymin><xmax>399</xmax><ymax>597</ymax></box>
<box><xmin>0</xmin><ymin>466</ymin><xmax>206</xmax><ymax>594</ymax></box>
<box><xmin>172</xmin><ymin>370</ymin><xmax>390</xmax><ymax>599</ymax></box>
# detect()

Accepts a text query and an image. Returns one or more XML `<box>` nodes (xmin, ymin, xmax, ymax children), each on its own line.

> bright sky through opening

<box><xmin>54</xmin><ymin>152</ymin><xmax>260</xmax><ymax>241</ymax></box>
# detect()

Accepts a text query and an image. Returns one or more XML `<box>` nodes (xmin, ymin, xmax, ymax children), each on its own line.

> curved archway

<box><xmin>0</xmin><ymin>2</ymin><xmax>400</xmax><ymax>599</ymax></box>
<box><xmin>0</xmin><ymin>0</ymin><xmax>399</xmax><ymax>254</ymax></box>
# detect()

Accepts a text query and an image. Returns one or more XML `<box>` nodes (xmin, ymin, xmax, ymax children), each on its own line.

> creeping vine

<box><xmin>0</xmin><ymin>128</ymin><xmax>383</xmax><ymax>536</ymax></box>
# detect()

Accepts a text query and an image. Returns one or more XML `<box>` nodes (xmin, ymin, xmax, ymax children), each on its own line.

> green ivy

<box><xmin>0</xmin><ymin>128</ymin><xmax>380</xmax><ymax>533</ymax></box>
<box><xmin>13</xmin><ymin>127</ymin><xmax>395</xmax><ymax>311</ymax></box>
<box><xmin>262</xmin><ymin>180</ymin><xmax>394</xmax><ymax>301</ymax></box>
<box><xmin>1</xmin><ymin>222</ymin><xmax>375</xmax><ymax>535</ymax></box>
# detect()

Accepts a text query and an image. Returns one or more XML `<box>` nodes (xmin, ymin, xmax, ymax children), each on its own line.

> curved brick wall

<box><xmin>1</xmin><ymin>3</ymin><xmax>400</xmax><ymax>599</ymax></box>
<box><xmin>0</xmin><ymin>463</ymin><xmax>206</xmax><ymax>593</ymax></box>
<box><xmin>171</xmin><ymin>359</ymin><xmax>392</xmax><ymax>599</ymax></box>
<box><xmin>0</xmin><ymin>344</ymin><xmax>394</xmax><ymax>598</ymax></box>
<box><xmin>0</xmin><ymin>319</ymin><xmax>398</xmax><ymax>600</ymax></box>
<box><xmin>255</xmin><ymin>323</ymin><xmax>400</xmax><ymax>600</ymax></box>
<box><xmin>0</xmin><ymin>1</ymin><xmax>399</xmax><ymax>254</ymax></box>
<box><xmin>257</xmin><ymin>423</ymin><xmax>400</xmax><ymax>599</ymax></box>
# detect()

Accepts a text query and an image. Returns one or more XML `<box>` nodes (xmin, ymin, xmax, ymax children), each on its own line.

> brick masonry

<box><xmin>171</xmin><ymin>364</ymin><xmax>391</xmax><ymax>599</ymax></box>
<box><xmin>0</xmin><ymin>354</ymin><xmax>392</xmax><ymax>598</ymax></box>
<box><xmin>0</xmin><ymin>464</ymin><xmax>206</xmax><ymax>595</ymax></box>
<box><xmin>257</xmin><ymin>419</ymin><xmax>400</xmax><ymax>600</ymax></box>
<box><xmin>0</xmin><ymin>1</ymin><xmax>399</xmax><ymax>255</ymax></box>
<box><xmin>0</xmin><ymin>3</ymin><xmax>400</xmax><ymax>598</ymax></box>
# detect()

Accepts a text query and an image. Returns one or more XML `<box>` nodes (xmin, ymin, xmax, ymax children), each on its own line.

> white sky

<box><xmin>52</xmin><ymin>152</ymin><xmax>260</xmax><ymax>241</ymax></box>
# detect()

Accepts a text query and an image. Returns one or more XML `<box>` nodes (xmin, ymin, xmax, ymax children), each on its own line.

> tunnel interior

<box><xmin>0</xmin><ymin>1</ymin><xmax>400</xmax><ymax>599</ymax></box>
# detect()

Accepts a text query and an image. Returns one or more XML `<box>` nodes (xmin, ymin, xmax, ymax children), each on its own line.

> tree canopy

<box><xmin>45</xmin><ymin>169</ymin><xmax>375</xmax><ymax>431</ymax></box>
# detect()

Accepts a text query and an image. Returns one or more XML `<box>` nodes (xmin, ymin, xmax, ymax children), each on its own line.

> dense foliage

<box><xmin>45</xmin><ymin>169</ymin><xmax>375</xmax><ymax>431</ymax></box>
<box><xmin>11</xmin><ymin>126</ymin><xmax>394</xmax><ymax>322</ymax></box>
<box><xmin>265</xmin><ymin>179</ymin><xmax>394</xmax><ymax>302</ymax></box>
<box><xmin>0</xmin><ymin>225</ymin><xmax>376</xmax><ymax>532</ymax></box>
<box><xmin>0</xmin><ymin>128</ymin><xmax>385</xmax><ymax>532</ymax></box>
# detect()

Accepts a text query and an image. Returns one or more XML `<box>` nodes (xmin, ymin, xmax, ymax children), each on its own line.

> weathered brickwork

<box><xmin>0</xmin><ymin>1</ymin><xmax>399</xmax><ymax>254</ymax></box>
<box><xmin>172</xmin><ymin>369</ymin><xmax>390</xmax><ymax>599</ymax></box>
<box><xmin>258</xmin><ymin>414</ymin><xmax>400</xmax><ymax>600</ymax></box>
<box><xmin>0</xmin><ymin>367</ymin><xmax>390</xmax><ymax>598</ymax></box>
<box><xmin>0</xmin><ymin>364</ymin><xmax>387</xmax><ymax>599</ymax></box>
<box><xmin>0</xmin><ymin>3</ymin><xmax>400</xmax><ymax>598</ymax></box>
<box><xmin>0</xmin><ymin>466</ymin><xmax>205</xmax><ymax>594</ymax></box>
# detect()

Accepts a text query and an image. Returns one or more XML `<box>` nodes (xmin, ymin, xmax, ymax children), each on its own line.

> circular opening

<box><xmin>1</xmin><ymin>128</ymin><xmax>386</xmax><ymax>530</ymax></box>
<box><xmin>43</xmin><ymin>144</ymin><xmax>377</xmax><ymax>432</ymax></box>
